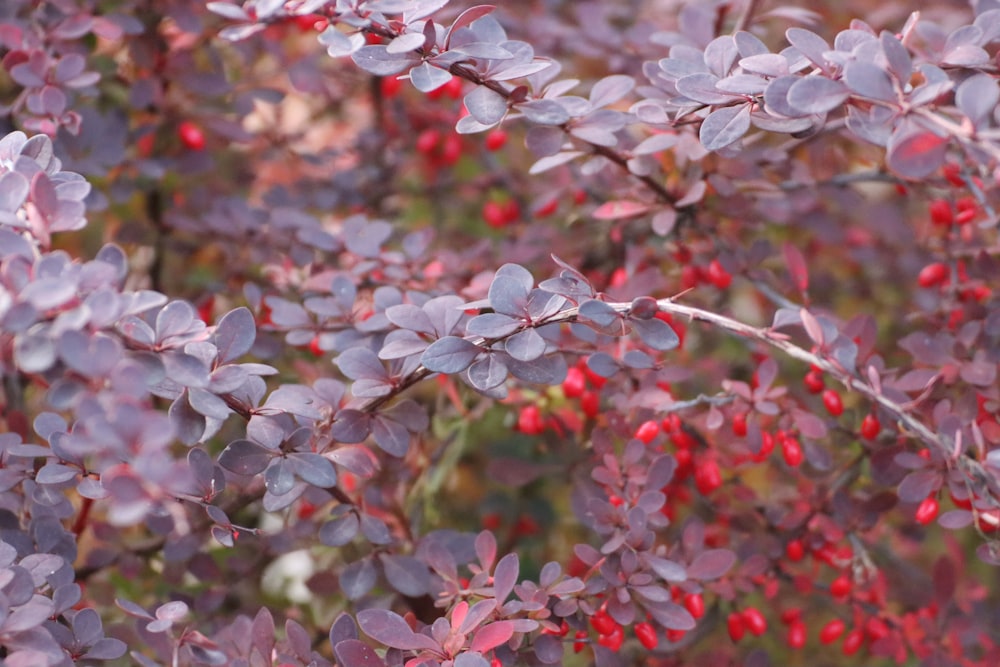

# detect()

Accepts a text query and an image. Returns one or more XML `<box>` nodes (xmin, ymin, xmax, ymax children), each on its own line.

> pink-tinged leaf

<box><xmin>843</xmin><ymin>61</ymin><xmax>897</xmax><ymax>102</ymax></box>
<box><xmin>687</xmin><ymin>549</ymin><xmax>736</xmax><ymax>580</ymax></box>
<box><xmin>783</xmin><ymin>242</ymin><xmax>809</xmax><ymax>293</ymax></box>
<box><xmin>938</xmin><ymin>510</ymin><xmax>973</xmax><ymax>529</ymax></box>
<box><xmin>459</xmin><ymin>600</ymin><xmax>498</xmax><ymax>635</ymax></box>
<box><xmin>886</xmin><ymin>127</ymin><xmax>948</xmax><ymax>180</ymax></box>
<box><xmin>699</xmin><ymin>104</ymin><xmax>751</xmax><ymax>151</ymax></box>
<box><xmin>445</xmin><ymin>5</ymin><xmax>496</xmax><ymax>48</ymax></box>
<box><xmin>470</xmin><ymin>621</ymin><xmax>514</xmax><ymax>653</ymax></box>
<box><xmin>592</xmin><ymin>200</ymin><xmax>650</xmax><ymax>220</ymax></box>
<box><xmin>492</xmin><ymin>553</ymin><xmax>519</xmax><ymax>602</ymax></box>
<box><xmin>799</xmin><ymin>308</ymin><xmax>824</xmax><ymax>347</ymax></box>
<box><xmin>475</xmin><ymin>530</ymin><xmax>497</xmax><ymax>570</ymax></box>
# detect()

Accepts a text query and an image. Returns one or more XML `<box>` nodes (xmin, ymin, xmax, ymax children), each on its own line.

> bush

<box><xmin>0</xmin><ymin>0</ymin><xmax>999</xmax><ymax>665</ymax></box>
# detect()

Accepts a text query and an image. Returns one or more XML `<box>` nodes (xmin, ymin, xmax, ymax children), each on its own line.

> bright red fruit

<box><xmin>380</xmin><ymin>75</ymin><xmax>402</xmax><ymax>97</ymax></box>
<box><xmin>860</xmin><ymin>413</ymin><xmax>880</xmax><ymax>439</ymax></box>
<box><xmin>781</xmin><ymin>436</ymin><xmax>803</xmax><ymax>467</ymax></box>
<box><xmin>915</xmin><ymin>496</ymin><xmax>939</xmax><ymax>525</ymax></box>
<box><xmin>694</xmin><ymin>459</ymin><xmax>722</xmax><ymax>495</ymax></box>
<box><xmin>590</xmin><ymin>610</ymin><xmax>616</xmax><ymax>636</ymax></box>
<box><xmin>727</xmin><ymin>612</ymin><xmax>745</xmax><ymax>642</ymax></box>
<box><xmin>573</xmin><ymin>630</ymin><xmax>588</xmax><ymax>653</ymax></box>
<box><xmin>634</xmin><ymin>622</ymin><xmax>658</xmax><ymax>649</ymax></box>
<box><xmin>634</xmin><ymin>420</ymin><xmax>659</xmax><ymax>444</ymax></box>
<box><xmin>732</xmin><ymin>412</ymin><xmax>747</xmax><ymax>437</ymax></box>
<box><xmin>929</xmin><ymin>199</ymin><xmax>953</xmax><ymax>225</ymax></box>
<box><xmin>415</xmin><ymin>128</ymin><xmax>440</xmax><ymax>154</ymax></box>
<box><xmin>485</xmin><ymin>129</ymin><xmax>508</xmax><ymax>151</ymax></box>
<box><xmin>787</xmin><ymin>621</ymin><xmax>807</xmax><ymax>649</ymax></box>
<box><xmin>597</xmin><ymin>624</ymin><xmax>624</xmax><ymax>651</ymax></box>
<box><xmin>917</xmin><ymin>262</ymin><xmax>948</xmax><ymax>288</ymax></box>
<box><xmin>517</xmin><ymin>405</ymin><xmax>544</xmax><ymax>435</ymax></box>
<box><xmin>308</xmin><ymin>335</ymin><xmax>323</xmax><ymax>357</ymax></box>
<box><xmin>562</xmin><ymin>367</ymin><xmax>586</xmax><ymax>398</ymax></box>
<box><xmin>842</xmin><ymin>628</ymin><xmax>864</xmax><ymax>655</ymax></box>
<box><xmin>683</xmin><ymin>592</ymin><xmax>705</xmax><ymax>619</ymax></box>
<box><xmin>742</xmin><ymin>607</ymin><xmax>767</xmax><ymax>636</ymax></box>
<box><xmin>482</xmin><ymin>201</ymin><xmax>508</xmax><ymax>228</ymax></box>
<box><xmin>178</xmin><ymin>121</ymin><xmax>205</xmax><ymax>151</ymax></box>
<box><xmin>786</xmin><ymin>539</ymin><xmax>805</xmax><ymax>562</ymax></box>
<box><xmin>829</xmin><ymin>574</ymin><xmax>852</xmax><ymax>598</ymax></box>
<box><xmin>819</xmin><ymin>619</ymin><xmax>846</xmax><ymax>644</ymax></box>
<box><xmin>822</xmin><ymin>389</ymin><xmax>844</xmax><ymax>416</ymax></box>
<box><xmin>803</xmin><ymin>370</ymin><xmax>824</xmax><ymax>394</ymax></box>
<box><xmin>706</xmin><ymin>259</ymin><xmax>732</xmax><ymax>289</ymax></box>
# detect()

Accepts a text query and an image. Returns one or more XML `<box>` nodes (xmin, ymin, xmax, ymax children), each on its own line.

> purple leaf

<box><xmin>380</xmin><ymin>554</ymin><xmax>431</xmax><ymax>597</ymax></box>
<box><xmin>213</xmin><ymin>307</ymin><xmax>255</xmax><ymax>363</ymax></box>
<box><xmin>631</xmin><ymin>317</ymin><xmax>680</xmax><ymax>351</ymax></box>
<box><xmin>843</xmin><ymin>61</ymin><xmax>897</xmax><ymax>102</ymax></box>
<box><xmin>699</xmin><ymin>104</ymin><xmax>751</xmax><ymax>151</ymax></box>
<box><xmin>421</xmin><ymin>336</ymin><xmax>481</xmax><ymax>373</ymax></box>
<box><xmin>465</xmin><ymin>85</ymin><xmax>507</xmax><ymax>125</ymax></box>
<box><xmin>787</xmin><ymin>77</ymin><xmax>849</xmax><ymax>114</ymax></box>
<box><xmin>357</xmin><ymin>609</ymin><xmax>439</xmax><ymax>651</ymax></box>
<box><xmin>333</xmin><ymin>640</ymin><xmax>387</xmax><ymax>667</ymax></box>
<box><xmin>687</xmin><ymin>549</ymin><xmax>736</xmax><ymax>580</ymax></box>
<box><xmin>320</xmin><ymin>512</ymin><xmax>359</xmax><ymax>547</ymax></box>
<box><xmin>341</xmin><ymin>558</ymin><xmax>378</xmax><ymax>600</ymax></box>
<box><xmin>898</xmin><ymin>470</ymin><xmax>941</xmax><ymax>503</ymax></box>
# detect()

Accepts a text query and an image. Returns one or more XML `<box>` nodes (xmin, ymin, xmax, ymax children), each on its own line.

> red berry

<box><xmin>380</xmin><ymin>75</ymin><xmax>402</xmax><ymax>97</ymax></box>
<box><xmin>929</xmin><ymin>199</ymin><xmax>953</xmax><ymax>226</ymax></box>
<box><xmin>706</xmin><ymin>259</ymin><xmax>732</xmax><ymax>289</ymax></box>
<box><xmin>742</xmin><ymin>607</ymin><xmax>768</xmax><ymax>636</ymax></box>
<box><xmin>787</xmin><ymin>621</ymin><xmax>807</xmax><ymax>649</ymax></box>
<box><xmin>780</xmin><ymin>608</ymin><xmax>802</xmax><ymax>625</ymax></box>
<box><xmin>573</xmin><ymin>630</ymin><xmax>588</xmax><ymax>653</ymax></box>
<box><xmin>597</xmin><ymin>624</ymin><xmax>624</xmax><ymax>651</ymax></box>
<box><xmin>732</xmin><ymin>412</ymin><xmax>747</xmax><ymax>437</ymax></box>
<box><xmin>443</xmin><ymin>76</ymin><xmax>463</xmax><ymax>99</ymax></box>
<box><xmin>178</xmin><ymin>121</ymin><xmax>205</xmax><ymax>151</ymax></box>
<box><xmin>665</xmin><ymin>628</ymin><xmax>686</xmax><ymax>642</ymax></box>
<box><xmin>517</xmin><ymin>405</ymin><xmax>544</xmax><ymax>435</ymax></box>
<box><xmin>727</xmin><ymin>612</ymin><xmax>745</xmax><ymax>642</ymax></box>
<box><xmin>781</xmin><ymin>436</ymin><xmax>803</xmax><ymax>467</ymax></box>
<box><xmin>683</xmin><ymin>593</ymin><xmax>705</xmax><ymax>619</ymax></box>
<box><xmin>562</xmin><ymin>367</ymin><xmax>586</xmax><ymax>398</ymax></box>
<box><xmin>308</xmin><ymin>335</ymin><xmax>323</xmax><ymax>357</ymax></box>
<box><xmin>634</xmin><ymin>622</ymin><xmax>658</xmax><ymax>650</ymax></box>
<box><xmin>581</xmin><ymin>391</ymin><xmax>600</xmax><ymax>418</ymax></box>
<box><xmin>534</xmin><ymin>197</ymin><xmax>559</xmax><ymax>218</ymax></box>
<box><xmin>803</xmin><ymin>370</ymin><xmax>824</xmax><ymax>394</ymax></box>
<box><xmin>786</xmin><ymin>539</ymin><xmax>805</xmax><ymax>562</ymax></box>
<box><xmin>481</xmin><ymin>513</ymin><xmax>501</xmax><ymax>530</ymax></box>
<box><xmin>634</xmin><ymin>420</ymin><xmax>660</xmax><ymax>444</ymax></box>
<box><xmin>485</xmin><ymin>129</ymin><xmax>508</xmax><ymax>151</ymax></box>
<box><xmin>501</xmin><ymin>200</ymin><xmax>520</xmax><ymax>224</ymax></box>
<box><xmin>822</xmin><ymin>389</ymin><xmax>843</xmax><ymax>417</ymax></box>
<box><xmin>694</xmin><ymin>459</ymin><xmax>722</xmax><ymax>495</ymax></box>
<box><xmin>865</xmin><ymin>617</ymin><xmax>889</xmax><ymax>640</ymax></box>
<box><xmin>482</xmin><ymin>201</ymin><xmax>508</xmax><ymax>228</ymax></box>
<box><xmin>860</xmin><ymin>414</ymin><xmax>880</xmax><ymax>440</ymax></box>
<box><xmin>915</xmin><ymin>496</ymin><xmax>939</xmax><ymax>525</ymax></box>
<box><xmin>416</xmin><ymin>128</ymin><xmax>440</xmax><ymax>154</ymax></box>
<box><xmin>590</xmin><ymin>610</ymin><xmax>616</xmax><ymax>636</ymax></box>
<box><xmin>829</xmin><ymin>574</ymin><xmax>852</xmax><ymax>598</ymax></box>
<box><xmin>917</xmin><ymin>262</ymin><xmax>948</xmax><ymax>288</ymax></box>
<box><xmin>842</xmin><ymin>628</ymin><xmax>864</xmax><ymax>656</ymax></box>
<box><xmin>820</xmin><ymin>619</ymin><xmax>846</xmax><ymax>644</ymax></box>
<box><xmin>680</xmin><ymin>265</ymin><xmax>701</xmax><ymax>290</ymax></box>
<box><xmin>439</xmin><ymin>133</ymin><xmax>463</xmax><ymax>165</ymax></box>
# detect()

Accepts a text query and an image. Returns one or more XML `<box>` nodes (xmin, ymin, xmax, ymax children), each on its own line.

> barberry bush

<box><xmin>1</xmin><ymin>0</ymin><xmax>999</xmax><ymax>665</ymax></box>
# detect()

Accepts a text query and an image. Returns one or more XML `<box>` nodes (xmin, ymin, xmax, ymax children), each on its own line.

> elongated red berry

<box><xmin>694</xmin><ymin>459</ymin><xmax>722</xmax><ymax>495</ymax></box>
<box><xmin>562</xmin><ymin>367</ymin><xmax>586</xmax><ymax>398</ymax></box>
<box><xmin>781</xmin><ymin>436</ymin><xmax>803</xmax><ymax>467</ymax></box>
<box><xmin>683</xmin><ymin>593</ymin><xmax>705</xmax><ymax>619</ymax></box>
<box><xmin>842</xmin><ymin>628</ymin><xmax>864</xmax><ymax>655</ymax></box>
<box><xmin>742</xmin><ymin>607</ymin><xmax>767</xmax><ymax>636</ymax></box>
<box><xmin>485</xmin><ymin>129</ymin><xmax>508</xmax><ymax>151</ymax></box>
<box><xmin>634</xmin><ymin>420</ymin><xmax>660</xmax><ymax>444</ymax></box>
<box><xmin>804</xmin><ymin>370</ymin><xmax>824</xmax><ymax>393</ymax></box>
<box><xmin>597</xmin><ymin>624</ymin><xmax>624</xmax><ymax>651</ymax></box>
<box><xmin>860</xmin><ymin>413</ymin><xmax>880</xmax><ymax>439</ymax></box>
<box><xmin>707</xmin><ymin>259</ymin><xmax>732</xmax><ymax>289</ymax></box>
<box><xmin>590</xmin><ymin>610</ymin><xmax>616</xmax><ymax>636</ymax></box>
<box><xmin>634</xmin><ymin>622</ymin><xmax>658</xmax><ymax>650</ymax></box>
<box><xmin>178</xmin><ymin>121</ymin><xmax>205</xmax><ymax>151</ymax></box>
<box><xmin>822</xmin><ymin>389</ymin><xmax>844</xmax><ymax>417</ymax></box>
<box><xmin>829</xmin><ymin>574</ymin><xmax>852</xmax><ymax>598</ymax></box>
<box><xmin>727</xmin><ymin>612</ymin><xmax>745</xmax><ymax>642</ymax></box>
<box><xmin>820</xmin><ymin>619</ymin><xmax>846</xmax><ymax>644</ymax></box>
<box><xmin>786</xmin><ymin>539</ymin><xmax>805</xmax><ymax>562</ymax></box>
<box><xmin>787</xmin><ymin>621</ymin><xmax>806</xmax><ymax>649</ymax></box>
<box><xmin>917</xmin><ymin>262</ymin><xmax>948</xmax><ymax>288</ymax></box>
<box><xmin>915</xmin><ymin>496</ymin><xmax>939</xmax><ymax>525</ymax></box>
